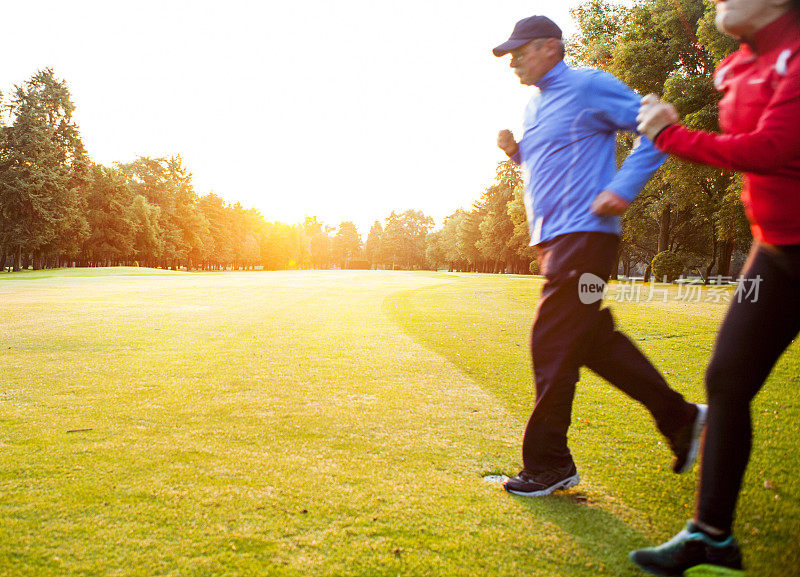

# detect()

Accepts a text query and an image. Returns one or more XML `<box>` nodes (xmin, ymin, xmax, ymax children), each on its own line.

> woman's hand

<box><xmin>637</xmin><ymin>94</ymin><xmax>680</xmax><ymax>142</ymax></box>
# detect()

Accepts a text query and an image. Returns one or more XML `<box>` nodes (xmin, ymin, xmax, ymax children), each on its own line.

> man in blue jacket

<box><xmin>493</xmin><ymin>15</ymin><xmax>706</xmax><ymax>496</ymax></box>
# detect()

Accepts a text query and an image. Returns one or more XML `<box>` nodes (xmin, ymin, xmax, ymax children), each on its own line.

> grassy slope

<box><xmin>1</xmin><ymin>270</ymin><xmax>797</xmax><ymax>576</ymax></box>
<box><xmin>384</xmin><ymin>274</ymin><xmax>800</xmax><ymax>576</ymax></box>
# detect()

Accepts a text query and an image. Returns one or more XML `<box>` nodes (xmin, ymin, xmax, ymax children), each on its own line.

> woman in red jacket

<box><xmin>632</xmin><ymin>0</ymin><xmax>800</xmax><ymax>574</ymax></box>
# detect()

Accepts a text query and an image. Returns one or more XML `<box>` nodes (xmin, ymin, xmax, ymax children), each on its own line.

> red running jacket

<box><xmin>655</xmin><ymin>11</ymin><xmax>800</xmax><ymax>245</ymax></box>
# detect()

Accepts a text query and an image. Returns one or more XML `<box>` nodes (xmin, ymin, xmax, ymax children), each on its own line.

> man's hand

<box><xmin>591</xmin><ymin>190</ymin><xmax>630</xmax><ymax>216</ymax></box>
<box><xmin>497</xmin><ymin>129</ymin><xmax>519</xmax><ymax>157</ymax></box>
<box><xmin>637</xmin><ymin>94</ymin><xmax>680</xmax><ymax>142</ymax></box>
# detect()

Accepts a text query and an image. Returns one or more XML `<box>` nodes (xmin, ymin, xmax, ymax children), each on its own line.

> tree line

<box><xmin>0</xmin><ymin>69</ymin><xmax>533</xmax><ymax>274</ymax></box>
<box><xmin>0</xmin><ymin>68</ymin><xmax>419</xmax><ymax>272</ymax></box>
<box><xmin>1</xmin><ymin>0</ymin><xmax>752</xmax><ymax>279</ymax></box>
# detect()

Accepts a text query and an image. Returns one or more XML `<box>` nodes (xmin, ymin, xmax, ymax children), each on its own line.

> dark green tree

<box><xmin>83</xmin><ymin>164</ymin><xmax>138</xmax><ymax>266</ymax></box>
<box><xmin>118</xmin><ymin>155</ymin><xmax>209</xmax><ymax>270</ymax></box>
<box><xmin>0</xmin><ymin>69</ymin><xmax>87</xmax><ymax>270</ymax></box>
<box><xmin>129</xmin><ymin>194</ymin><xmax>163</xmax><ymax>266</ymax></box>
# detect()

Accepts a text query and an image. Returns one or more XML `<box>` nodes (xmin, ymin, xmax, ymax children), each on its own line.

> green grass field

<box><xmin>1</xmin><ymin>269</ymin><xmax>798</xmax><ymax>576</ymax></box>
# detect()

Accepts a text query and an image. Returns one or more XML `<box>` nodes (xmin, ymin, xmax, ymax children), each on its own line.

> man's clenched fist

<box><xmin>591</xmin><ymin>190</ymin><xmax>630</xmax><ymax>216</ymax></box>
<box><xmin>497</xmin><ymin>129</ymin><xmax>519</xmax><ymax>157</ymax></box>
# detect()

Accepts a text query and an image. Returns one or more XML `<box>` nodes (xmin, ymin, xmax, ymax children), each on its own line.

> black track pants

<box><xmin>523</xmin><ymin>232</ymin><xmax>695</xmax><ymax>472</ymax></box>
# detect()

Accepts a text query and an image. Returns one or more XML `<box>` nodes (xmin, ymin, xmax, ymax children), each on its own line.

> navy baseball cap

<box><xmin>492</xmin><ymin>15</ymin><xmax>563</xmax><ymax>57</ymax></box>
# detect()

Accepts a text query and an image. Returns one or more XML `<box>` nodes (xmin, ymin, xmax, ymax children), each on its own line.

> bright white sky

<box><xmin>1</xmin><ymin>0</ymin><xmax>582</xmax><ymax>238</ymax></box>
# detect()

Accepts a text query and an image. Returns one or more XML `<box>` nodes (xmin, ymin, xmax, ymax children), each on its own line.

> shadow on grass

<box><xmin>507</xmin><ymin>489</ymin><xmax>650</xmax><ymax>576</ymax></box>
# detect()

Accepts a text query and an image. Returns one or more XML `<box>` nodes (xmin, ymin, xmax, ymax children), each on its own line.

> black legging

<box><xmin>698</xmin><ymin>241</ymin><xmax>800</xmax><ymax>532</ymax></box>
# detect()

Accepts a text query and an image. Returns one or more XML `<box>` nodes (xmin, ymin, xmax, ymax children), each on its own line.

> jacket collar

<box><xmin>535</xmin><ymin>59</ymin><xmax>568</xmax><ymax>90</ymax></box>
<box><xmin>746</xmin><ymin>10</ymin><xmax>800</xmax><ymax>54</ymax></box>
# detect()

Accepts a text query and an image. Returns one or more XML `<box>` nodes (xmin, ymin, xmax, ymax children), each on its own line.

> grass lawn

<box><xmin>1</xmin><ymin>269</ymin><xmax>797</xmax><ymax>576</ymax></box>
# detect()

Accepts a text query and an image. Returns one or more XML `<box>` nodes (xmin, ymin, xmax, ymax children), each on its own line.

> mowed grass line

<box><xmin>0</xmin><ymin>266</ymin><xmax>190</xmax><ymax>281</ymax></box>
<box><xmin>4</xmin><ymin>270</ymin><xmax>644</xmax><ymax>577</ymax></box>
<box><xmin>384</xmin><ymin>274</ymin><xmax>800</xmax><ymax>577</ymax></box>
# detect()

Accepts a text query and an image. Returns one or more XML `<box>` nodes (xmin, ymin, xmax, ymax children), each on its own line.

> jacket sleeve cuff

<box><xmin>654</xmin><ymin>124</ymin><xmax>679</xmax><ymax>150</ymax></box>
<box><xmin>606</xmin><ymin>185</ymin><xmax>638</xmax><ymax>203</ymax></box>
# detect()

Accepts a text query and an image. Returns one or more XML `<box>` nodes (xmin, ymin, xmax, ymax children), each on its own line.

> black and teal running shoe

<box><xmin>630</xmin><ymin>521</ymin><xmax>745</xmax><ymax>576</ymax></box>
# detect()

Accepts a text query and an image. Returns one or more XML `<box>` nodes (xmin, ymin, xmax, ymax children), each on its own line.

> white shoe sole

<box><xmin>677</xmin><ymin>404</ymin><xmax>708</xmax><ymax>474</ymax></box>
<box><xmin>505</xmin><ymin>472</ymin><xmax>580</xmax><ymax>497</ymax></box>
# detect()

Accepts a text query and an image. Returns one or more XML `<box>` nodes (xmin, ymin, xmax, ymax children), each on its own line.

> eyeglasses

<box><xmin>509</xmin><ymin>39</ymin><xmax>548</xmax><ymax>63</ymax></box>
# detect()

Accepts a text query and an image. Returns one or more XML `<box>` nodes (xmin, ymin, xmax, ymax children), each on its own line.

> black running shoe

<box><xmin>503</xmin><ymin>462</ymin><xmax>580</xmax><ymax>496</ymax></box>
<box><xmin>630</xmin><ymin>521</ymin><xmax>744</xmax><ymax>576</ymax></box>
<box><xmin>668</xmin><ymin>404</ymin><xmax>708</xmax><ymax>474</ymax></box>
